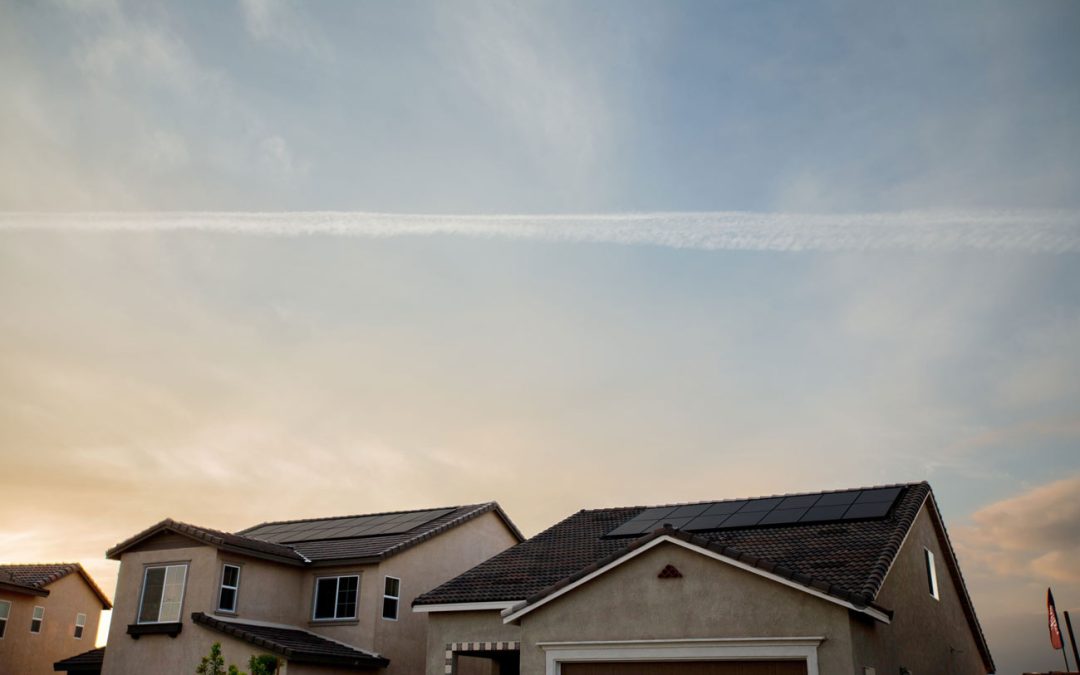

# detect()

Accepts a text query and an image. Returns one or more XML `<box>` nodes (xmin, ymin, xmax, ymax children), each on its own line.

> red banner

<box><xmin>1049</xmin><ymin>587</ymin><xmax>1064</xmax><ymax>650</ymax></box>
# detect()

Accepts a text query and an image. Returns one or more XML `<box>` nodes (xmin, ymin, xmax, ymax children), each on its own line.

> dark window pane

<box><xmin>384</xmin><ymin>577</ymin><xmax>400</xmax><ymax>597</ymax></box>
<box><xmin>0</xmin><ymin>618</ymin><xmax>7</xmax><ymax>639</ymax></box>
<box><xmin>336</xmin><ymin>577</ymin><xmax>358</xmax><ymax>618</ymax></box>
<box><xmin>139</xmin><ymin>568</ymin><xmax>166</xmax><ymax>623</ymax></box>
<box><xmin>218</xmin><ymin>587</ymin><xmax>237</xmax><ymax>612</ymax></box>
<box><xmin>223</xmin><ymin>565</ymin><xmax>240</xmax><ymax>587</ymax></box>
<box><xmin>75</xmin><ymin>625</ymin><xmax>84</xmax><ymax>639</ymax></box>
<box><xmin>382</xmin><ymin>597</ymin><xmax>399</xmax><ymax>620</ymax></box>
<box><xmin>31</xmin><ymin>618</ymin><xmax>42</xmax><ymax>633</ymax></box>
<box><xmin>314</xmin><ymin>578</ymin><xmax>338</xmax><ymax>619</ymax></box>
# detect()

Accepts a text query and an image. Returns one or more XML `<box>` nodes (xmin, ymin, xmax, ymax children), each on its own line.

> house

<box><xmin>0</xmin><ymin>563</ymin><xmax>112</xmax><ymax>675</ymax></box>
<box><xmin>101</xmin><ymin>503</ymin><xmax>522</xmax><ymax>675</ymax></box>
<box><xmin>413</xmin><ymin>482</ymin><xmax>995</xmax><ymax>675</ymax></box>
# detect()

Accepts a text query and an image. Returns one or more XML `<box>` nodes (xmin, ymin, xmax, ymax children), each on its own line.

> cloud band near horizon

<box><xmin>2</xmin><ymin>211</ymin><xmax>1079</xmax><ymax>253</ymax></box>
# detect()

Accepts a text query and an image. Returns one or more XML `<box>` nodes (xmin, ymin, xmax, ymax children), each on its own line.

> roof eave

<box><xmin>0</xmin><ymin>580</ymin><xmax>49</xmax><ymax>597</ymax></box>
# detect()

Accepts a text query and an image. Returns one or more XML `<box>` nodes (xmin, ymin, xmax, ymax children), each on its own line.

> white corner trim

<box><xmin>501</xmin><ymin>535</ymin><xmax>891</xmax><ymax>625</ymax></box>
<box><xmin>413</xmin><ymin>601</ymin><xmax>520</xmax><ymax>613</ymax></box>
<box><xmin>540</xmin><ymin>637</ymin><xmax>824</xmax><ymax>675</ymax></box>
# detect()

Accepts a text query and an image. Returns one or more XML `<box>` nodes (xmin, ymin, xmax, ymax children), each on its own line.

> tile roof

<box><xmin>0</xmin><ymin>563</ymin><xmax>112</xmax><ymax>609</ymax></box>
<box><xmin>415</xmin><ymin>483</ymin><xmax>931</xmax><ymax>608</ymax></box>
<box><xmin>107</xmin><ymin>503</ymin><xmax>522</xmax><ymax>567</ymax></box>
<box><xmin>238</xmin><ymin>502</ymin><xmax>522</xmax><ymax>564</ymax></box>
<box><xmin>191</xmin><ymin>613</ymin><xmax>388</xmax><ymax>669</ymax></box>
<box><xmin>106</xmin><ymin>519</ymin><xmax>308</xmax><ymax>564</ymax></box>
<box><xmin>53</xmin><ymin>647</ymin><xmax>105</xmax><ymax>673</ymax></box>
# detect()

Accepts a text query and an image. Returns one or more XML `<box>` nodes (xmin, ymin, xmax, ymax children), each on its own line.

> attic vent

<box><xmin>658</xmin><ymin>565</ymin><xmax>683</xmax><ymax>579</ymax></box>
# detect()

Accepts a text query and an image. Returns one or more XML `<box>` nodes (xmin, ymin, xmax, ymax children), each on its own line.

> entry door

<box><xmin>562</xmin><ymin>661</ymin><xmax>808</xmax><ymax>675</ymax></box>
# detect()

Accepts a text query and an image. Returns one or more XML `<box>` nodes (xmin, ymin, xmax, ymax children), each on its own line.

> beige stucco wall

<box><xmin>425</xmin><ymin>541</ymin><xmax>857</xmax><ymax>675</ymax></box>
<box><xmin>103</xmin><ymin>511</ymin><xmax>520</xmax><ymax>675</ymax></box>
<box><xmin>376</xmin><ymin>511</ymin><xmax>521</xmax><ymax>675</ymax></box>
<box><xmin>849</xmin><ymin>505</ymin><xmax>991</xmax><ymax>674</ymax></box>
<box><xmin>425</xmin><ymin>611</ymin><xmax>523</xmax><ymax>675</ymax></box>
<box><xmin>0</xmin><ymin>573</ymin><xmax>105</xmax><ymax>675</ymax></box>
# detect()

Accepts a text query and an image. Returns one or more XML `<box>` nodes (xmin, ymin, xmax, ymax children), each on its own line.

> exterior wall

<box><xmin>0</xmin><ymin>574</ymin><xmax>105</xmax><ymax>675</ymax></box>
<box><xmin>426</xmin><ymin>611</ymin><xmax>523</xmax><ymax>675</ymax></box>
<box><xmin>377</xmin><ymin>511</ymin><xmax>521</xmax><ymax>675</ymax></box>
<box><xmin>849</xmin><ymin>505</ymin><xmax>990</xmax><ymax>674</ymax></box>
<box><xmin>425</xmin><ymin>542</ymin><xmax>856</xmax><ymax>675</ymax></box>
<box><xmin>516</xmin><ymin>542</ymin><xmax>855</xmax><ymax>675</ymax></box>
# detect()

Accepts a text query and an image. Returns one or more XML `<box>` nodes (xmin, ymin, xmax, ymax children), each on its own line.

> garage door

<box><xmin>562</xmin><ymin>661</ymin><xmax>807</xmax><ymax>675</ymax></box>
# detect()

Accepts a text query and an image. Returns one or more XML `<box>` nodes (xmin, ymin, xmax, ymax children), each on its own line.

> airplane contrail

<box><xmin>1</xmin><ymin>210</ymin><xmax>1078</xmax><ymax>252</ymax></box>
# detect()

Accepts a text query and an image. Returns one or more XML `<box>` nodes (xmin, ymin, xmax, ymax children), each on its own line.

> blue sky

<box><xmin>1</xmin><ymin>1</ymin><xmax>1079</xmax><ymax>671</ymax></box>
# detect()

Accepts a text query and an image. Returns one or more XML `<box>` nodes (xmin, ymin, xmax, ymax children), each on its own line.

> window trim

<box><xmin>136</xmin><ymin>563</ymin><xmax>189</xmax><ymax>624</ymax></box>
<box><xmin>0</xmin><ymin>599</ymin><xmax>10</xmax><ymax>639</ymax></box>
<box><xmin>217</xmin><ymin>563</ymin><xmax>242</xmax><ymax>614</ymax></box>
<box><xmin>382</xmin><ymin>576</ymin><xmax>401</xmax><ymax>621</ymax></box>
<box><xmin>30</xmin><ymin>605</ymin><xmax>45</xmax><ymax>634</ymax></box>
<box><xmin>311</xmin><ymin>574</ymin><xmax>360</xmax><ymax>622</ymax></box>
<box><xmin>924</xmin><ymin>548</ymin><xmax>939</xmax><ymax>600</ymax></box>
<box><xmin>74</xmin><ymin>612</ymin><xmax>87</xmax><ymax>639</ymax></box>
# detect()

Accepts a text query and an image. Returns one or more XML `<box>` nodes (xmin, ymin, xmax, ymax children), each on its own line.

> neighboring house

<box><xmin>101</xmin><ymin>503</ymin><xmax>522</xmax><ymax>675</ymax></box>
<box><xmin>0</xmin><ymin>563</ymin><xmax>112</xmax><ymax>675</ymax></box>
<box><xmin>414</xmin><ymin>482</ymin><xmax>995</xmax><ymax>675</ymax></box>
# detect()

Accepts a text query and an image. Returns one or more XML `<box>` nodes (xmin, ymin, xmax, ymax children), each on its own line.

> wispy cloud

<box><xmin>2</xmin><ymin>210</ymin><xmax>1078</xmax><ymax>252</ymax></box>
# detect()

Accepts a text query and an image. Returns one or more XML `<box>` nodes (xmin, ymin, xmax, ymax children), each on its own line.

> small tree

<box><xmin>249</xmin><ymin>654</ymin><xmax>280</xmax><ymax>675</ymax></box>
<box><xmin>196</xmin><ymin>643</ymin><xmax>227</xmax><ymax>675</ymax></box>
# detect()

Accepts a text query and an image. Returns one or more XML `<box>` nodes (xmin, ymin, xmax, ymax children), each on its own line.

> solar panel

<box><xmin>604</xmin><ymin>488</ymin><xmax>904</xmax><ymax>537</ymax></box>
<box><xmin>246</xmin><ymin>508</ymin><xmax>456</xmax><ymax>543</ymax></box>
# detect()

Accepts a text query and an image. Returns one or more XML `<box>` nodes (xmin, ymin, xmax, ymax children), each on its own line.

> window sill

<box><xmin>213</xmin><ymin>610</ymin><xmax>239</xmax><ymax>618</ymax></box>
<box><xmin>308</xmin><ymin>619</ymin><xmax>359</xmax><ymax>627</ymax></box>
<box><xmin>127</xmin><ymin>622</ymin><xmax>183</xmax><ymax>639</ymax></box>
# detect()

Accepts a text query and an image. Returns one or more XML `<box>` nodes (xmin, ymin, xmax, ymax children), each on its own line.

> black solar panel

<box><xmin>246</xmin><ymin>508</ymin><xmax>456</xmax><ymax>543</ymax></box>
<box><xmin>604</xmin><ymin>487</ymin><xmax>904</xmax><ymax>537</ymax></box>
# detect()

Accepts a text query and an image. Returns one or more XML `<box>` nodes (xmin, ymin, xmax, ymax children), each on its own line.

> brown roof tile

<box><xmin>0</xmin><ymin>563</ymin><xmax>112</xmax><ymax>609</ymax></box>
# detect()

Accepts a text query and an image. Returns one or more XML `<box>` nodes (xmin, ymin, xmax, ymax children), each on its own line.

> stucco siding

<box><xmin>377</xmin><ymin>511</ymin><xmax>522</xmax><ymax>675</ymax></box>
<box><xmin>849</xmin><ymin>505</ymin><xmax>990</xmax><ymax>674</ymax></box>
<box><xmin>514</xmin><ymin>541</ymin><xmax>855</xmax><ymax>675</ymax></box>
<box><xmin>0</xmin><ymin>573</ymin><xmax>105</xmax><ymax>675</ymax></box>
<box><xmin>425</xmin><ymin>611</ymin><xmax>523</xmax><ymax>675</ymax></box>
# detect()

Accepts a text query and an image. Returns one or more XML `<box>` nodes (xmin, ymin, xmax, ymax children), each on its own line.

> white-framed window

<box><xmin>382</xmin><ymin>576</ymin><xmax>401</xmax><ymax>620</ymax></box>
<box><xmin>0</xmin><ymin>599</ymin><xmax>10</xmax><ymax>639</ymax></box>
<box><xmin>30</xmin><ymin>606</ymin><xmax>45</xmax><ymax>633</ymax></box>
<box><xmin>74</xmin><ymin>612</ymin><xmax>87</xmax><ymax>639</ymax></box>
<box><xmin>137</xmin><ymin>564</ymin><xmax>188</xmax><ymax>623</ymax></box>
<box><xmin>312</xmin><ymin>575</ymin><xmax>359</xmax><ymax>621</ymax></box>
<box><xmin>924</xmin><ymin>548</ymin><xmax>939</xmax><ymax>600</ymax></box>
<box><xmin>218</xmin><ymin>564</ymin><xmax>241</xmax><ymax>613</ymax></box>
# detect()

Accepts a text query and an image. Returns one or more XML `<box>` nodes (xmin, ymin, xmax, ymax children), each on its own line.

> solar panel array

<box><xmin>605</xmin><ymin>487</ymin><xmax>903</xmax><ymax>538</ymax></box>
<box><xmin>245</xmin><ymin>508</ymin><xmax>456</xmax><ymax>544</ymax></box>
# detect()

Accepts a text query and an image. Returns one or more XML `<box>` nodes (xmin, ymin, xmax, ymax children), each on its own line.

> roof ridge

<box><xmin>586</xmin><ymin>481</ymin><xmax>926</xmax><ymax>513</ymax></box>
<box><xmin>238</xmin><ymin>503</ymin><xmax>485</xmax><ymax>533</ymax></box>
<box><xmin>376</xmin><ymin>503</ymin><xmax>511</xmax><ymax>561</ymax></box>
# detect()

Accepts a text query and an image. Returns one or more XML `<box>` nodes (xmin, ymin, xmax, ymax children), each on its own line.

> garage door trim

<box><xmin>539</xmin><ymin>637</ymin><xmax>822</xmax><ymax>675</ymax></box>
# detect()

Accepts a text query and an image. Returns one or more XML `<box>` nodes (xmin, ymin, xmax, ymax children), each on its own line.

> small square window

<box><xmin>925</xmin><ymin>548</ymin><xmax>939</xmax><ymax>600</ymax></box>
<box><xmin>312</xmin><ymin>575</ymin><xmax>359</xmax><ymax>621</ymax></box>
<box><xmin>74</xmin><ymin>612</ymin><xmax>87</xmax><ymax>639</ymax></box>
<box><xmin>382</xmin><ymin>576</ymin><xmax>401</xmax><ymax>621</ymax></box>
<box><xmin>31</xmin><ymin>606</ymin><xmax>45</xmax><ymax>633</ymax></box>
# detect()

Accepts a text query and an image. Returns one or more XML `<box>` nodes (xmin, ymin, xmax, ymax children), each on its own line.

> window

<box><xmin>74</xmin><ymin>612</ymin><xmax>87</xmax><ymax>639</ymax></box>
<box><xmin>31</xmin><ymin>606</ymin><xmax>44</xmax><ymax>633</ymax></box>
<box><xmin>382</xmin><ymin>576</ymin><xmax>401</xmax><ymax>620</ymax></box>
<box><xmin>925</xmin><ymin>548</ymin><xmax>939</xmax><ymax>600</ymax></box>
<box><xmin>0</xmin><ymin>599</ymin><xmax>10</xmax><ymax>638</ymax></box>
<box><xmin>218</xmin><ymin>564</ymin><xmax>241</xmax><ymax>613</ymax></box>
<box><xmin>312</xmin><ymin>575</ymin><xmax>359</xmax><ymax>621</ymax></box>
<box><xmin>138</xmin><ymin>564</ymin><xmax>188</xmax><ymax>623</ymax></box>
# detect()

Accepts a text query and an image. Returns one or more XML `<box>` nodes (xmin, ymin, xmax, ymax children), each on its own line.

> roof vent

<box><xmin>658</xmin><ymin>564</ymin><xmax>683</xmax><ymax>579</ymax></box>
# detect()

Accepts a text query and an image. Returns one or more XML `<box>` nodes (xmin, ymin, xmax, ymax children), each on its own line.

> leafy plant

<box><xmin>196</xmin><ymin>643</ymin><xmax>227</xmax><ymax>675</ymax></box>
<box><xmin>249</xmin><ymin>654</ymin><xmax>280</xmax><ymax>675</ymax></box>
<box><xmin>197</xmin><ymin>642</ymin><xmax>279</xmax><ymax>675</ymax></box>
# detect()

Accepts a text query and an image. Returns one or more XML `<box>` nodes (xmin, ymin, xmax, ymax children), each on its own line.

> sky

<box><xmin>1</xmin><ymin>1</ymin><xmax>1079</xmax><ymax>672</ymax></box>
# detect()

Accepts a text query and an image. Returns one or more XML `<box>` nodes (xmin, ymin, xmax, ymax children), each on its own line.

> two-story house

<box><xmin>102</xmin><ymin>503</ymin><xmax>522</xmax><ymax>675</ymax></box>
<box><xmin>0</xmin><ymin>562</ymin><xmax>112</xmax><ymax>675</ymax></box>
<box><xmin>414</xmin><ymin>482</ymin><xmax>995</xmax><ymax>675</ymax></box>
